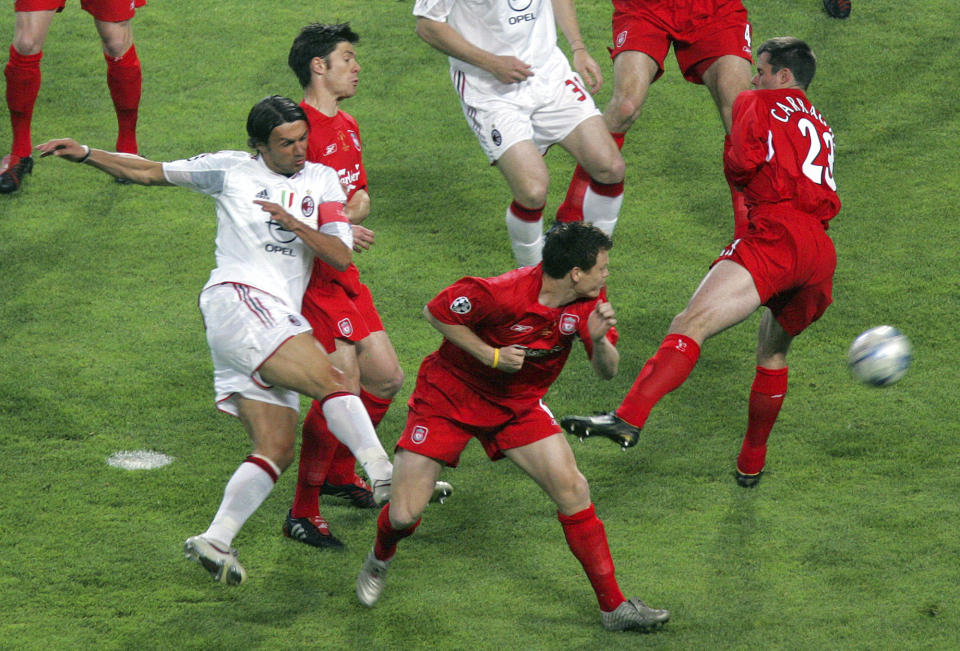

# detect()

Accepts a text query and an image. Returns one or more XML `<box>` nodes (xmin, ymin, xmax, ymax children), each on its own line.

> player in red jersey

<box><xmin>556</xmin><ymin>0</ymin><xmax>754</xmax><ymax>237</ymax></box>
<box><xmin>561</xmin><ymin>37</ymin><xmax>840</xmax><ymax>487</ymax></box>
<box><xmin>282</xmin><ymin>23</ymin><xmax>449</xmax><ymax>549</ymax></box>
<box><xmin>354</xmin><ymin>222</ymin><xmax>670</xmax><ymax>633</ymax></box>
<box><xmin>1</xmin><ymin>0</ymin><xmax>145</xmax><ymax>194</ymax></box>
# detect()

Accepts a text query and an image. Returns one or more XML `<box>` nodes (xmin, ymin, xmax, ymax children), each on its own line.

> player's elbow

<box><xmin>415</xmin><ymin>17</ymin><xmax>438</xmax><ymax>44</ymax></box>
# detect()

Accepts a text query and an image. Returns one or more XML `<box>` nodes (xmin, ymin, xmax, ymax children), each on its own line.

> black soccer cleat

<box><xmin>561</xmin><ymin>411</ymin><xmax>641</xmax><ymax>451</ymax></box>
<box><xmin>282</xmin><ymin>511</ymin><xmax>345</xmax><ymax>549</ymax></box>
<box><xmin>823</xmin><ymin>0</ymin><xmax>851</xmax><ymax>19</ymax></box>
<box><xmin>322</xmin><ymin>476</ymin><xmax>376</xmax><ymax>509</ymax></box>
<box><xmin>735</xmin><ymin>468</ymin><xmax>764</xmax><ymax>488</ymax></box>
<box><xmin>0</xmin><ymin>155</ymin><xmax>33</xmax><ymax>194</ymax></box>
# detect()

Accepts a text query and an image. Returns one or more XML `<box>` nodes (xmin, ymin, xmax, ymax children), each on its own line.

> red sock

<box><xmin>327</xmin><ymin>389</ymin><xmax>393</xmax><ymax>484</ymax></box>
<box><xmin>616</xmin><ymin>333</ymin><xmax>701</xmax><ymax>428</ymax></box>
<box><xmin>291</xmin><ymin>400</ymin><xmax>338</xmax><ymax>518</ymax></box>
<box><xmin>373</xmin><ymin>503</ymin><xmax>420</xmax><ymax>562</ymax></box>
<box><xmin>559</xmin><ymin>504</ymin><xmax>625</xmax><ymax>612</ymax></box>
<box><xmin>105</xmin><ymin>44</ymin><xmax>141</xmax><ymax>154</ymax></box>
<box><xmin>556</xmin><ymin>132</ymin><xmax>625</xmax><ymax>223</ymax></box>
<box><xmin>5</xmin><ymin>46</ymin><xmax>43</xmax><ymax>159</ymax></box>
<box><xmin>737</xmin><ymin>366</ymin><xmax>788</xmax><ymax>475</ymax></box>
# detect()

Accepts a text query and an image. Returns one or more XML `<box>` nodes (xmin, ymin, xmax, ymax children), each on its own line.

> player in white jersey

<box><xmin>414</xmin><ymin>0</ymin><xmax>626</xmax><ymax>267</ymax></box>
<box><xmin>36</xmin><ymin>95</ymin><xmax>395</xmax><ymax>586</ymax></box>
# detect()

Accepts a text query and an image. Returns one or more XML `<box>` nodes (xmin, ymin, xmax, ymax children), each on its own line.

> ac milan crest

<box><xmin>301</xmin><ymin>195</ymin><xmax>315</xmax><ymax>219</ymax></box>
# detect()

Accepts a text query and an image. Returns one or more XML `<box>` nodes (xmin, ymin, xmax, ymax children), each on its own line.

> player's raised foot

<box><xmin>282</xmin><ymin>510</ymin><xmax>345</xmax><ymax>549</ymax></box>
<box><xmin>561</xmin><ymin>411</ymin><xmax>640</xmax><ymax>450</ymax></box>
<box><xmin>735</xmin><ymin>468</ymin><xmax>764</xmax><ymax>488</ymax></box>
<box><xmin>356</xmin><ymin>549</ymin><xmax>391</xmax><ymax>607</ymax></box>
<box><xmin>0</xmin><ymin>155</ymin><xmax>33</xmax><ymax>194</ymax></box>
<box><xmin>183</xmin><ymin>535</ymin><xmax>247</xmax><ymax>585</ymax></box>
<box><xmin>323</xmin><ymin>476</ymin><xmax>376</xmax><ymax>509</ymax></box>
<box><xmin>431</xmin><ymin>480</ymin><xmax>454</xmax><ymax>504</ymax></box>
<box><xmin>823</xmin><ymin>0</ymin><xmax>851</xmax><ymax>19</ymax></box>
<box><xmin>601</xmin><ymin>597</ymin><xmax>670</xmax><ymax>632</ymax></box>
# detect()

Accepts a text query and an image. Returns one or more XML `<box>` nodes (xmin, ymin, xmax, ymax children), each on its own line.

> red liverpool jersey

<box><xmin>724</xmin><ymin>88</ymin><xmax>841</xmax><ymax>226</ymax></box>
<box><xmin>301</xmin><ymin>102</ymin><xmax>367</xmax><ymax>296</ymax></box>
<box><xmin>424</xmin><ymin>264</ymin><xmax>618</xmax><ymax>404</ymax></box>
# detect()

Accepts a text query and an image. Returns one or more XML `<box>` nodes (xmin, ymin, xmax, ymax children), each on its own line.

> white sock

<box><xmin>204</xmin><ymin>457</ymin><xmax>277</xmax><ymax>548</ymax></box>
<box><xmin>322</xmin><ymin>394</ymin><xmax>392</xmax><ymax>484</ymax></box>
<box><xmin>505</xmin><ymin>207</ymin><xmax>544</xmax><ymax>267</ymax></box>
<box><xmin>583</xmin><ymin>185</ymin><xmax>623</xmax><ymax>237</ymax></box>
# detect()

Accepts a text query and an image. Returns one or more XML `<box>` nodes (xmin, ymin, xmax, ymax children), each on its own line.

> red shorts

<box><xmin>713</xmin><ymin>215</ymin><xmax>836</xmax><ymax>337</ymax></box>
<box><xmin>15</xmin><ymin>0</ymin><xmax>145</xmax><ymax>21</ymax></box>
<box><xmin>611</xmin><ymin>0</ymin><xmax>752</xmax><ymax>83</ymax></box>
<box><xmin>396</xmin><ymin>360</ymin><xmax>560</xmax><ymax>467</ymax></box>
<box><xmin>300</xmin><ymin>279</ymin><xmax>384</xmax><ymax>354</ymax></box>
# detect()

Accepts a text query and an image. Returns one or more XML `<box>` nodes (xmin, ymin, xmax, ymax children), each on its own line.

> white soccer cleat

<box><xmin>183</xmin><ymin>535</ymin><xmax>247</xmax><ymax>586</ymax></box>
<box><xmin>431</xmin><ymin>480</ymin><xmax>454</xmax><ymax>504</ymax></box>
<box><xmin>601</xmin><ymin>597</ymin><xmax>670</xmax><ymax>632</ymax></box>
<box><xmin>356</xmin><ymin>549</ymin><xmax>391</xmax><ymax>607</ymax></box>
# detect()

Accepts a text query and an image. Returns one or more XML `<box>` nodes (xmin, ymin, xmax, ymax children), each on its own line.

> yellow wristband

<box><xmin>491</xmin><ymin>348</ymin><xmax>500</xmax><ymax>369</ymax></box>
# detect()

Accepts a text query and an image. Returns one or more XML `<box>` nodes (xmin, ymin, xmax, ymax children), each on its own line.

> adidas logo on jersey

<box><xmin>255</xmin><ymin>188</ymin><xmax>269</xmax><ymax>200</ymax></box>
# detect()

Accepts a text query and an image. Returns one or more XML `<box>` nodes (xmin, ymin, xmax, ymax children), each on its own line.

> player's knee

<box><xmin>387</xmin><ymin>496</ymin><xmax>425</xmax><ymax>530</ymax></box>
<box><xmin>554</xmin><ymin>471</ymin><xmax>591</xmax><ymax>513</ymax></box>
<box><xmin>606</xmin><ymin>95</ymin><xmax>642</xmax><ymax>133</ymax></box>
<box><xmin>590</xmin><ymin>150</ymin><xmax>625</xmax><ymax>184</ymax></box>
<box><xmin>12</xmin><ymin>35</ymin><xmax>44</xmax><ymax>56</ymax></box>
<box><xmin>512</xmin><ymin>179</ymin><xmax>548</xmax><ymax>210</ymax></box>
<box><xmin>371</xmin><ymin>367</ymin><xmax>404</xmax><ymax>399</ymax></box>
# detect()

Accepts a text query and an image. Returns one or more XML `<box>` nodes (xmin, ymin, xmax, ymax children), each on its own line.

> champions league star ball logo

<box><xmin>450</xmin><ymin>296</ymin><xmax>472</xmax><ymax>314</ymax></box>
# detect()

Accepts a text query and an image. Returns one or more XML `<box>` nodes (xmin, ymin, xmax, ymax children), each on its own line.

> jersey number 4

<box><xmin>797</xmin><ymin>117</ymin><xmax>836</xmax><ymax>191</ymax></box>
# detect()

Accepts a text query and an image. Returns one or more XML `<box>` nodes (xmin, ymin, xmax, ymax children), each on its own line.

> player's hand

<box><xmin>35</xmin><ymin>138</ymin><xmax>87</xmax><ymax>162</ymax></box>
<box><xmin>489</xmin><ymin>55</ymin><xmax>534</xmax><ymax>84</ymax></box>
<box><xmin>351</xmin><ymin>224</ymin><xmax>375</xmax><ymax>252</ymax></box>
<box><xmin>254</xmin><ymin>200</ymin><xmax>298</xmax><ymax>229</ymax></box>
<box><xmin>587</xmin><ymin>301</ymin><xmax>616</xmax><ymax>341</ymax></box>
<box><xmin>572</xmin><ymin>50</ymin><xmax>603</xmax><ymax>93</ymax></box>
<box><xmin>492</xmin><ymin>344</ymin><xmax>526</xmax><ymax>374</ymax></box>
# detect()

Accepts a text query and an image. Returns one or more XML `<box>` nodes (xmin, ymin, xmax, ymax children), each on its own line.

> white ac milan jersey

<box><xmin>162</xmin><ymin>150</ymin><xmax>350</xmax><ymax>310</ymax></box>
<box><xmin>413</xmin><ymin>0</ymin><xmax>558</xmax><ymax>80</ymax></box>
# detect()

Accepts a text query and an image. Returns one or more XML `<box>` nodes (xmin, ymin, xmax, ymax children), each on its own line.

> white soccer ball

<box><xmin>847</xmin><ymin>326</ymin><xmax>912</xmax><ymax>387</ymax></box>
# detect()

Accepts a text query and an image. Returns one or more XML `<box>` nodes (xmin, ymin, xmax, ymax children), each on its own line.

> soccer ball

<box><xmin>847</xmin><ymin>326</ymin><xmax>912</xmax><ymax>387</ymax></box>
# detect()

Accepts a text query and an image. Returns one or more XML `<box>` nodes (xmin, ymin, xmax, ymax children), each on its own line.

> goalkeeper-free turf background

<box><xmin>1</xmin><ymin>1</ymin><xmax>958</xmax><ymax>648</ymax></box>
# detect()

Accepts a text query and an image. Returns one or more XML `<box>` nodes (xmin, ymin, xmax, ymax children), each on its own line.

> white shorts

<box><xmin>452</xmin><ymin>48</ymin><xmax>602</xmax><ymax>163</ymax></box>
<box><xmin>198</xmin><ymin>283</ymin><xmax>313</xmax><ymax>417</ymax></box>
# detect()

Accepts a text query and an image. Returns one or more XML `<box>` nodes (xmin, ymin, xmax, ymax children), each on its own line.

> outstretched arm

<box><xmin>415</xmin><ymin>17</ymin><xmax>534</xmax><ymax>84</ymax></box>
<box><xmin>36</xmin><ymin>138</ymin><xmax>171</xmax><ymax>186</ymax></box>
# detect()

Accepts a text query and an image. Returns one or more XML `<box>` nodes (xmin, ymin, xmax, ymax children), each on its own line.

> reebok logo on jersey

<box><xmin>510</xmin><ymin>324</ymin><xmax>534</xmax><ymax>332</ymax></box>
<box><xmin>325</xmin><ymin>143</ymin><xmax>337</xmax><ymax>156</ymax></box>
<box><xmin>450</xmin><ymin>296</ymin><xmax>472</xmax><ymax>314</ymax></box>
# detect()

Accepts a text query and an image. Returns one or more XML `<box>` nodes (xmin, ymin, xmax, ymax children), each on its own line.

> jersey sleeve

<box><xmin>426</xmin><ymin>276</ymin><xmax>495</xmax><ymax>328</ymax></box>
<box><xmin>161</xmin><ymin>150</ymin><xmax>238</xmax><ymax>196</ymax></box>
<box><xmin>724</xmin><ymin>92</ymin><xmax>769</xmax><ymax>188</ymax></box>
<box><xmin>413</xmin><ymin>0</ymin><xmax>452</xmax><ymax>21</ymax></box>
